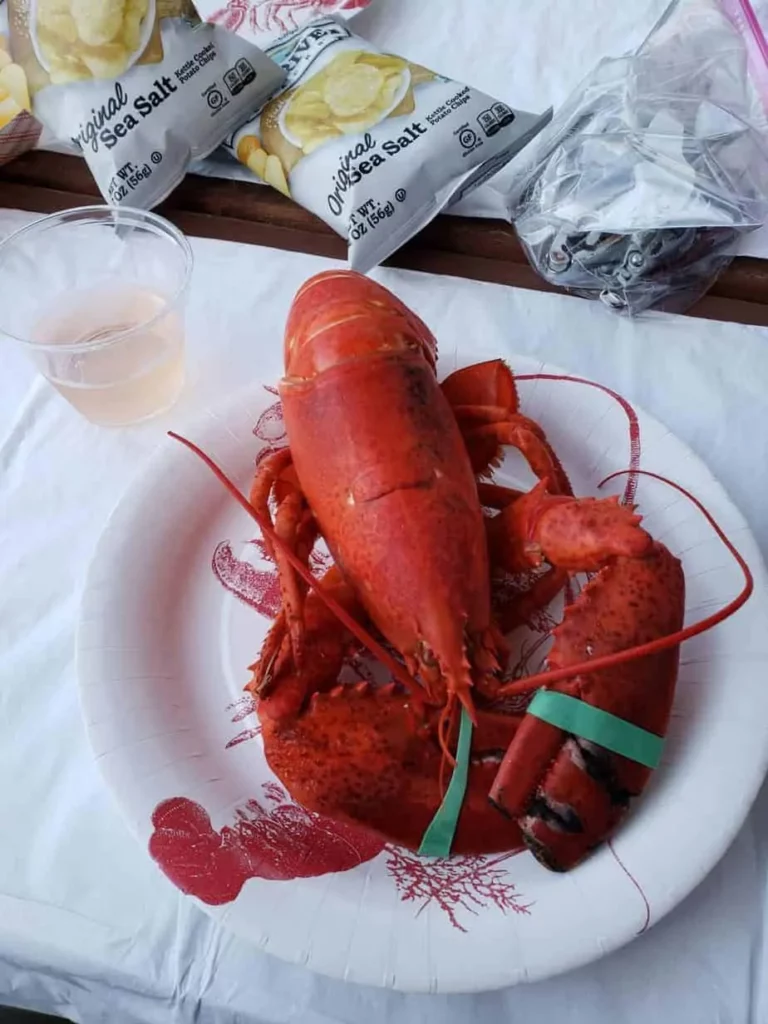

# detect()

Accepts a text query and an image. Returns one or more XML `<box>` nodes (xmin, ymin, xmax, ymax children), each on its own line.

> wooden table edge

<box><xmin>1</xmin><ymin>152</ymin><xmax>767</xmax><ymax>328</ymax></box>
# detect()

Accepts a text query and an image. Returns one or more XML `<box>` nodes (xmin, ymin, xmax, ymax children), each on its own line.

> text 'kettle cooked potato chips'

<box><xmin>7</xmin><ymin>0</ymin><xmax>286</xmax><ymax>207</ymax></box>
<box><xmin>226</xmin><ymin>16</ymin><xmax>551</xmax><ymax>272</ymax></box>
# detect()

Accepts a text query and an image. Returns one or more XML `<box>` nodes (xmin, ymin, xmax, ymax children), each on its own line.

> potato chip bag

<box><xmin>225</xmin><ymin>16</ymin><xmax>551</xmax><ymax>272</ymax></box>
<box><xmin>6</xmin><ymin>0</ymin><xmax>285</xmax><ymax>206</ymax></box>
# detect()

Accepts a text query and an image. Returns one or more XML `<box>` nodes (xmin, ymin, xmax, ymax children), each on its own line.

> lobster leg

<box><xmin>253</xmin><ymin>565</ymin><xmax>367</xmax><ymax>723</ymax></box>
<box><xmin>251</xmin><ymin>495</ymin><xmax>321</xmax><ymax>693</ymax></box>
<box><xmin>494</xmin><ymin>567</ymin><xmax>569</xmax><ymax>636</ymax></box>
<box><xmin>250</xmin><ymin>448</ymin><xmax>319</xmax><ymax>666</ymax></box>
<box><xmin>488</xmin><ymin>478</ymin><xmax>653</xmax><ymax>575</ymax></box>
<box><xmin>251</xmin><ymin>609</ymin><xmax>289</xmax><ymax>691</ymax></box>
<box><xmin>249</xmin><ymin>447</ymin><xmax>293</xmax><ymax>544</ymax></box>
<box><xmin>441</xmin><ymin>359</ymin><xmax>572</xmax><ymax>494</ymax></box>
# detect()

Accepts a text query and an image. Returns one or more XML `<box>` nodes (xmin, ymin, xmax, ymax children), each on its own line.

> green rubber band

<box><xmin>417</xmin><ymin>707</ymin><xmax>473</xmax><ymax>858</ymax></box>
<box><xmin>527</xmin><ymin>689</ymin><xmax>664</xmax><ymax>770</ymax></box>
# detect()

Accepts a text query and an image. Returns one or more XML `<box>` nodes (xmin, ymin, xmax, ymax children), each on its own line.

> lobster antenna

<box><xmin>498</xmin><ymin>469</ymin><xmax>754</xmax><ymax>697</ymax></box>
<box><xmin>168</xmin><ymin>431</ymin><xmax>427</xmax><ymax>708</ymax></box>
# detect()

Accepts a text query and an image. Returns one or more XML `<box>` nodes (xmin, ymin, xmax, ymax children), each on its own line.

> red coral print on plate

<box><xmin>149</xmin><ymin>782</ymin><xmax>385</xmax><ymax>905</ymax></box>
<box><xmin>386</xmin><ymin>848</ymin><xmax>532</xmax><ymax>933</ymax></box>
<box><xmin>225</xmin><ymin>693</ymin><xmax>262</xmax><ymax>749</ymax></box>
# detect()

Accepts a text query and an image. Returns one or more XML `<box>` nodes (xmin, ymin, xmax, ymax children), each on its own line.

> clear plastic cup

<box><xmin>0</xmin><ymin>206</ymin><xmax>193</xmax><ymax>426</ymax></box>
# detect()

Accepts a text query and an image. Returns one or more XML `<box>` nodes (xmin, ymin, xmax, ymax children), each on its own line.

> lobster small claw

<box><xmin>489</xmin><ymin>478</ymin><xmax>653</xmax><ymax>574</ymax></box>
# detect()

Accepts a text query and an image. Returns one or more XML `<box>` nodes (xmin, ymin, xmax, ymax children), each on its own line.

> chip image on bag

<box><xmin>0</xmin><ymin>29</ymin><xmax>32</xmax><ymax>127</ymax></box>
<box><xmin>9</xmin><ymin>0</ymin><xmax>168</xmax><ymax>93</ymax></box>
<box><xmin>31</xmin><ymin>0</ymin><xmax>155</xmax><ymax>84</ymax></box>
<box><xmin>6</xmin><ymin>0</ymin><xmax>286</xmax><ymax>208</ymax></box>
<box><xmin>226</xmin><ymin>15</ymin><xmax>551</xmax><ymax>271</ymax></box>
<box><xmin>282</xmin><ymin>49</ymin><xmax>414</xmax><ymax>152</ymax></box>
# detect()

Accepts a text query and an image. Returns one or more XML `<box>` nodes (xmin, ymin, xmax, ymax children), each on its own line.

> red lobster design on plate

<box><xmin>158</xmin><ymin>271</ymin><xmax>751</xmax><ymax>908</ymax></box>
<box><xmin>149</xmin><ymin>781</ymin><xmax>531</xmax><ymax>930</ymax></box>
<box><xmin>208</xmin><ymin>0</ymin><xmax>369</xmax><ymax>36</ymax></box>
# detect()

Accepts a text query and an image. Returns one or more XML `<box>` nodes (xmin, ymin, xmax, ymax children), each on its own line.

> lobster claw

<box><xmin>490</xmin><ymin>542</ymin><xmax>685</xmax><ymax>871</ymax></box>
<box><xmin>490</xmin><ymin>717</ymin><xmax>648</xmax><ymax>872</ymax></box>
<box><xmin>487</xmin><ymin>478</ymin><xmax>653</xmax><ymax>574</ymax></box>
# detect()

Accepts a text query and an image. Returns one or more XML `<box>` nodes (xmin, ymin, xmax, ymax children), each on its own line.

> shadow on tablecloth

<box><xmin>0</xmin><ymin>1008</ymin><xmax>70</xmax><ymax>1023</ymax></box>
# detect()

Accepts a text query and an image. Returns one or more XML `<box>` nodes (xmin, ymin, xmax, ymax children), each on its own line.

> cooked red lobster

<box><xmin>172</xmin><ymin>270</ymin><xmax>751</xmax><ymax>871</ymax></box>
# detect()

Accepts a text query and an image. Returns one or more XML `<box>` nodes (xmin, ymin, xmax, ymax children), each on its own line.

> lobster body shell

<box><xmin>280</xmin><ymin>352</ymin><xmax>490</xmax><ymax>679</ymax></box>
<box><xmin>279</xmin><ymin>272</ymin><xmax>496</xmax><ymax>702</ymax></box>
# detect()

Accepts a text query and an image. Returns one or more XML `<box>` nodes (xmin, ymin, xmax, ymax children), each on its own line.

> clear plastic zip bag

<box><xmin>509</xmin><ymin>0</ymin><xmax>768</xmax><ymax>315</ymax></box>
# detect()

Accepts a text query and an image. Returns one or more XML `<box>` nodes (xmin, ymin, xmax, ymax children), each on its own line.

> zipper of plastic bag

<box><xmin>721</xmin><ymin>0</ymin><xmax>768</xmax><ymax>115</ymax></box>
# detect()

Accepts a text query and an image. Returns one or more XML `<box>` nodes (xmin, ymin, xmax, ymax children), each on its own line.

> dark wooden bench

<box><xmin>3</xmin><ymin>151</ymin><xmax>767</xmax><ymax>328</ymax></box>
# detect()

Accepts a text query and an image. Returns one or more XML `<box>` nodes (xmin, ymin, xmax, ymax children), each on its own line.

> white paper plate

<box><xmin>77</xmin><ymin>355</ymin><xmax>768</xmax><ymax>992</ymax></box>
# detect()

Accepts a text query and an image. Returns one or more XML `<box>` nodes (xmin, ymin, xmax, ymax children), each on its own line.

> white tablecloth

<box><xmin>192</xmin><ymin>0</ymin><xmax>768</xmax><ymax>260</ymax></box>
<box><xmin>2</xmin><ymin>205</ymin><xmax>768</xmax><ymax>1023</ymax></box>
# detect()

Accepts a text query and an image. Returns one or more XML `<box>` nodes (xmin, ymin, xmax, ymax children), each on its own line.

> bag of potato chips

<box><xmin>6</xmin><ymin>0</ymin><xmax>284</xmax><ymax>206</ymax></box>
<box><xmin>225</xmin><ymin>16</ymin><xmax>551</xmax><ymax>272</ymax></box>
